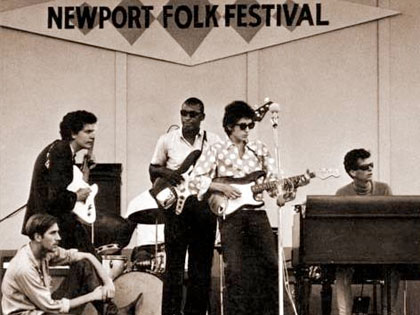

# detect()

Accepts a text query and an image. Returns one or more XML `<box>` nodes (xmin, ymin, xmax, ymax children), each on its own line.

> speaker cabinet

<box><xmin>88</xmin><ymin>163</ymin><xmax>122</xmax><ymax>215</ymax></box>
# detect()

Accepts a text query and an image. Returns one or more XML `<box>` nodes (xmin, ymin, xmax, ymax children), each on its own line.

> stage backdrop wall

<box><xmin>1</xmin><ymin>0</ymin><xmax>419</xmax><ymax>250</ymax></box>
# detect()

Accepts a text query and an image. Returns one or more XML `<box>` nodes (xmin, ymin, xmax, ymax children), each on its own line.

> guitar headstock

<box><xmin>254</xmin><ymin>99</ymin><xmax>273</xmax><ymax>122</ymax></box>
<box><xmin>313</xmin><ymin>168</ymin><xmax>340</xmax><ymax>180</ymax></box>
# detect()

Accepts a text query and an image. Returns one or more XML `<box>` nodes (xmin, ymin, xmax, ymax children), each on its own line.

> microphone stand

<box><xmin>271</xmin><ymin>112</ymin><xmax>284</xmax><ymax>315</ymax></box>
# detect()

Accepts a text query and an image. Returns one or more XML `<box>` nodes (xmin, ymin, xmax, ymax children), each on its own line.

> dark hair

<box><xmin>344</xmin><ymin>148</ymin><xmax>371</xmax><ymax>177</ymax></box>
<box><xmin>222</xmin><ymin>101</ymin><xmax>256</xmax><ymax>135</ymax></box>
<box><xmin>183</xmin><ymin>97</ymin><xmax>204</xmax><ymax>113</ymax></box>
<box><xmin>59</xmin><ymin>110</ymin><xmax>97</xmax><ymax>140</ymax></box>
<box><xmin>25</xmin><ymin>214</ymin><xmax>58</xmax><ymax>240</ymax></box>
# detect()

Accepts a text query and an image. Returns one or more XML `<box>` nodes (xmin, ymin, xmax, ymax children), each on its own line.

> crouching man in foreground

<box><xmin>1</xmin><ymin>214</ymin><xmax>116</xmax><ymax>315</ymax></box>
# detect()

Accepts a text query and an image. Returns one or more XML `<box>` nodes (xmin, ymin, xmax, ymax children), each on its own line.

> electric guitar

<box><xmin>149</xmin><ymin>99</ymin><xmax>276</xmax><ymax>214</ymax></box>
<box><xmin>67</xmin><ymin>146</ymin><xmax>97</xmax><ymax>224</ymax></box>
<box><xmin>208</xmin><ymin>168</ymin><xmax>340</xmax><ymax>217</ymax></box>
<box><xmin>150</xmin><ymin>150</ymin><xmax>202</xmax><ymax>214</ymax></box>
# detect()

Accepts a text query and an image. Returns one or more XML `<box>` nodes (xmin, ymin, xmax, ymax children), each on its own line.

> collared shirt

<box><xmin>150</xmin><ymin>129</ymin><xmax>221</xmax><ymax>170</ymax></box>
<box><xmin>189</xmin><ymin>138</ymin><xmax>277</xmax><ymax>201</ymax></box>
<box><xmin>70</xmin><ymin>144</ymin><xmax>76</xmax><ymax>164</ymax></box>
<box><xmin>1</xmin><ymin>244</ymin><xmax>78</xmax><ymax>315</ymax></box>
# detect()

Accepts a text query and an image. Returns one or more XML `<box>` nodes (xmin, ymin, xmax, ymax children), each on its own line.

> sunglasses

<box><xmin>358</xmin><ymin>162</ymin><xmax>374</xmax><ymax>171</ymax></box>
<box><xmin>180</xmin><ymin>110</ymin><xmax>202</xmax><ymax>118</ymax></box>
<box><xmin>235</xmin><ymin>122</ymin><xmax>255</xmax><ymax>130</ymax></box>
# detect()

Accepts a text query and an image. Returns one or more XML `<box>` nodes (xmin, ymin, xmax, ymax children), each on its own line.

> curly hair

<box><xmin>59</xmin><ymin>110</ymin><xmax>97</xmax><ymax>140</ymax></box>
<box><xmin>343</xmin><ymin>148</ymin><xmax>371</xmax><ymax>177</ymax></box>
<box><xmin>222</xmin><ymin>101</ymin><xmax>256</xmax><ymax>135</ymax></box>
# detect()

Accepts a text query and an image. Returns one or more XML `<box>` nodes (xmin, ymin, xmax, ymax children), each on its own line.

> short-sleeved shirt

<box><xmin>150</xmin><ymin>129</ymin><xmax>221</xmax><ymax>170</ymax></box>
<box><xmin>1</xmin><ymin>244</ymin><xmax>78</xmax><ymax>315</ymax></box>
<box><xmin>189</xmin><ymin>138</ymin><xmax>277</xmax><ymax>201</ymax></box>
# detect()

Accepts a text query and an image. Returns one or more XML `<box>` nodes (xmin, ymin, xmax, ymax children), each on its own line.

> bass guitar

<box><xmin>67</xmin><ymin>145</ymin><xmax>97</xmax><ymax>224</ymax></box>
<box><xmin>208</xmin><ymin>168</ymin><xmax>339</xmax><ymax>217</ymax></box>
<box><xmin>149</xmin><ymin>100</ymin><xmax>279</xmax><ymax>215</ymax></box>
<box><xmin>150</xmin><ymin>150</ymin><xmax>202</xmax><ymax>214</ymax></box>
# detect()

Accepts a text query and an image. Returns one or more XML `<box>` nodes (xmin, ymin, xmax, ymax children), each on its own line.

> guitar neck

<box><xmin>81</xmin><ymin>146</ymin><xmax>94</xmax><ymax>182</ymax></box>
<box><xmin>251</xmin><ymin>173</ymin><xmax>313</xmax><ymax>194</ymax></box>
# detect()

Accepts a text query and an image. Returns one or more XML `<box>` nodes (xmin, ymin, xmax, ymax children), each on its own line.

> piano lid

<box><xmin>305</xmin><ymin>195</ymin><xmax>420</xmax><ymax>217</ymax></box>
<box><xmin>300</xmin><ymin>195</ymin><xmax>420</xmax><ymax>264</ymax></box>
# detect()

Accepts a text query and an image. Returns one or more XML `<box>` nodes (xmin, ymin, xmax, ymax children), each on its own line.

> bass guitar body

<box><xmin>150</xmin><ymin>150</ymin><xmax>202</xmax><ymax>214</ymax></box>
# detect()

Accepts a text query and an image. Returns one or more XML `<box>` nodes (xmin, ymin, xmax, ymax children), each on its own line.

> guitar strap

<box><xmin>200</xmin><ymin>130</ymin><xmax>207</xmax><ymax>153</ymax></box>
<box><xmin>194</xmin><ymin>130</ymin><xmax>207</xmax><ymax>165</ymax></box>
<box><xmin>45</xmin><ymin>140</ymin><xmax>78</xmax><ymax>170</ymax></box>
<box><xmin>44</xmin><ymin>140</ymin><xmax>60</xmax><ymax>169</ymax></box>
<box><xmin>246</xmin><ymin>144</ymin><xmax>265</xmax><ymax>174</ymax></box>
<box><xmin>186</xmin><ymin>131</ymin><xmax>207</xmax><ymax>177</ymax></box>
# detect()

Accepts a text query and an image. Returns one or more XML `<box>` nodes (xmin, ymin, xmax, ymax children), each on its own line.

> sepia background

<box><xmin>2</xmin><ymin>0</ymin><xmax>419</xmax><ymax>249</ymax></box>
<box><xmin>1</xmin><ymin>0</ymin><xmax>420</xmax><ymax>313</ymax></box>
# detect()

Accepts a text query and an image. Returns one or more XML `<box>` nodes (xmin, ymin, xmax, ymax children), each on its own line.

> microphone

<box><xmin>269</xmin><ymin>103</ymin><xmax>280</xmax><ymax>128</ymax></box>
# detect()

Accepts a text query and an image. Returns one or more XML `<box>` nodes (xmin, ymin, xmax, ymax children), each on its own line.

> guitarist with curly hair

<box><xmin>22</xmin><ymin>110</ymin><xmax>97</xmax><ymax>254</ymax></box>
<box><xmin>189</xmin><ymin>100</ymin><xmax>296</xmax><ymax>315</ymax></box>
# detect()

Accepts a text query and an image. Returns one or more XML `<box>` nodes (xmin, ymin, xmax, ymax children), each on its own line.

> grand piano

<box><xmin>293</xmin><ymin>195</ymin><xmax>420</xmax><ymax>315</ymax></box>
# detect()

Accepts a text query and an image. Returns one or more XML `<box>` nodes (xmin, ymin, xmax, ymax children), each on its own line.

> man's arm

<box><xmin>255</xmin><ymin>141</ymin><xmax>296</xmax><ymax>205</ymax></box>
<box><xmin>149</xmin><ymin>164</ymin><xmax>183</xmax><ymax>185</ymax></box>
<box><xmin>149</xmin><ymin>134</ymin><xmax>182</xmax><ymax>185</ymax></box>
<box><xmin>189</xmin><ymin>144</ymin><xmax>241</xmax><ymax>200</ymax></box>
<box><xmin>47</xmin><ymin>144</ymin><xmax>78</xmax><ymax>215</ymax></box>
<box><xmin>72</xmin><ymin>252</ymin><xmax>115</xmax><ymax>300</ymax></box>
<box><xmin>14</xmin><ymin>266</ymin><xmax>102</xmax><ymax>313</ymax></box>
<box><xmin>67</xmin><ymin>287</ymin><xmax>104</xmax><ymax>310</ymax></box>
<box><xmin>383</xmin><ymin>183</ymin><xmax>392</xmax><ymax>196</ymax></box>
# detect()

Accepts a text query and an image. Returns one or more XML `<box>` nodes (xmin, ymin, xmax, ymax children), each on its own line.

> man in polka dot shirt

<box><xmin>190</xmin><ymin>100</ymin><xmax>293</xmax><ymax>315</ymax></box>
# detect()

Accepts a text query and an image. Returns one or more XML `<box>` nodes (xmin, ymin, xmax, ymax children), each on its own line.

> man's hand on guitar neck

<box><xmin>76</xmin><ymin>187</ymin><xmax>91</xmax><ymax>202</ymax></box>
<box><xmin>276</xmin><ymin>184</ymin><xmax>297</xmax><ymax>207</ymax></box>
<box><xmin>276</xmin><ymin>190</ymin><xmax>297</xmax><ymax>207</ymax></box>
<box><xmin>87</xmin><ymin>153</ymin><xmax>97</xmax><ymax>170</ymax></box>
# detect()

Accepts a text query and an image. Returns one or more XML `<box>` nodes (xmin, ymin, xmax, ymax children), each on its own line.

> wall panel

<box><xmin>125</xmin><ymin>55</ymin><xmax>247</xmax><ymax>208</ymax></box>
<box><xmin>389</xmin><ymin>0</ymin><xmax>420</xmax><ymax>194</ymax></box>
<box><xmin>0</xmin><ymin>28</ymin><xmax>116</xmax><ymax>249</ymax></box>
<box><xmin>259</xmin><ymin>23</ymin><xmax>379</xmax><ymax>242</ymax></box>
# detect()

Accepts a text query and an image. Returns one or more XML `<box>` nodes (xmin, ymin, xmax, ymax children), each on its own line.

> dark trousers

<box><xmin>58</xmin><ymin>213</ymin><xmax>96</xmax><ymax>255</ymax></box>
<box><xmin>219</xmin><ymin>210</ymin><xmax>279</xmax><ymax>315</ymax></box>
<box><xmin>52</xmin><ymin>259</ymin><xmax>106</xmax><ymax>315</ymax></box>
<box><xmin>162</xmin><ymin>197</ymin><xmax>217</xmax><ymax>315</ymax></box>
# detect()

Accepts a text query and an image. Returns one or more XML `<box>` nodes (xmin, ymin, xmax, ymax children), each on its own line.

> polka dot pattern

<box><xmin>190</xmin><ymin>139</ymin><xmax>277</xmax><ymax>197</ymax></box>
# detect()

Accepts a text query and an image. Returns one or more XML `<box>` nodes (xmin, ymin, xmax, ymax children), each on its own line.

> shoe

<box><xmin>119</xmin><ymin>293</ymin><xmax>143</xmax><ymax>315</ymax></box>
<box><xmin>103</xmin><ymin>301</ymin><xmax>119</xmax><ymax>315</ymax></box>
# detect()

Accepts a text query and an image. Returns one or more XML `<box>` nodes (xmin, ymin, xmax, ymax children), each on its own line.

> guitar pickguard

<box><xmin>151</xmin><ymin>150</ymin><xmax>202</xmax><ymax>215</ymax></box>
<box><xmin>67</xmin><ymin>165</ymin><xmax>97</xmax><ymax>224</ymax></box>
